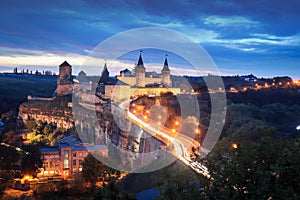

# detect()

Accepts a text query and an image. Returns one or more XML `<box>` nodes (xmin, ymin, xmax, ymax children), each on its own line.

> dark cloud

<box><xmin>0</xmin><ymin>0</ymin><xmax>299</xmax><ymax>78</ymax></box>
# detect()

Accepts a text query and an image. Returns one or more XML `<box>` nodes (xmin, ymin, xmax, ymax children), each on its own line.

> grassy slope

<box><xmin>0</xmin><ymin>74</ymin><xmax>57</xmax><ymax>115</ymax></box>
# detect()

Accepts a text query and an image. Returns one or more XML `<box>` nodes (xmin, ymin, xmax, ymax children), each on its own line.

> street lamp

<box><xmin>232</xmin><ymin>143</ymin><xmax>238</xmax><ymax>149</ymax></box>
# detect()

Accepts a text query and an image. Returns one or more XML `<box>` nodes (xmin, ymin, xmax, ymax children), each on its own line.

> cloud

<box><xmin>200</xmin><ymin>32</ymin><xmax>300</xmax><ymax>52</ymax></box>
<box><xmin>203</xmin><ymin>15</ymin><xmax>259</xmax><ymax>27</ymax></box>
<box><xmin>0</xmin><ymin>47</ymin><xmax>86</xmax><ymax>68</ymax></box>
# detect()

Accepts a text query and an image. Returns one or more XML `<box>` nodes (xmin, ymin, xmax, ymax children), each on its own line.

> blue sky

<box><xmin>0</xmin><ymin>0</ymin><xmax>300</xmax><ymax>78</ymax></box>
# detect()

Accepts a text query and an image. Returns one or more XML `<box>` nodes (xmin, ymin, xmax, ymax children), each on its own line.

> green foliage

<box><xmin>82</xmin><ymin>153</ymin><xmax>121</xmax><ymax>188</ymax></box>
<box><xmin>222</xmin><ymin>103</ymin><xmax>300</xmax><ymax>138</ymax></box>
<box><xmin>21</xmin><ymin>145</ymin><xmax>42</xmax><ymax>177</ymax></box>
<box><xmin>155</xmin><ymin>167</ymin><xmax>205</xmax><ymax>200</ymax></box>
<box><xmin>25</xmin><ymin>121</ymin><xmax>67</xmax><ymax>146</ymax></box>
<box><xmin>94</xmin><ymin>182</ymin><xmax>136</xmax><ymax>200</ymax></box>
<box><xmin>227</xmin><ymin>88</ymin><xmax>300</xmax><ymax>106</ymax></box>
<box><xmin>205</xmin><ymin>137</ymin><xmax>300</xmax><ymax>199</ymax></box>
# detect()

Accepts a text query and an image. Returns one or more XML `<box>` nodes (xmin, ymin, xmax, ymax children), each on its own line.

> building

<box><xmin>116</xmin><ymin>53</ymin><xmax>172</xmax><ymax>88</ymax></box>
<box><xmin>38</xmin><ymin>135</ymin><xmax>108</xmax><ymax>178</ymax></box>
<box><xmin>97</xmin><ymin>53</ymin><xmax>181</xmax><ymax>101</ymax></box>
<box><xmin>57</xmin><ymin>61</ymin><xmax>74</xmax><ymax>96</ymax></box>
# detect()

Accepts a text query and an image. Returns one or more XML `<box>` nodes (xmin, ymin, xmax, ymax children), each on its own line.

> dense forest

<box><xmin>1</xmin><ymin>74</ymin><xmax>300</xmax><ymax>199</ymax></box>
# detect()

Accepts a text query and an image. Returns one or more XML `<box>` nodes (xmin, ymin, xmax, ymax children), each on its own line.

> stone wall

<box><xmin>19</xmin><ymin>98</ymin><xmax>74</xmax><ymax>129</ymax></box>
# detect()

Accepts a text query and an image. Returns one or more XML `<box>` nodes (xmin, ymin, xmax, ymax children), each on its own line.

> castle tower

<box><xmin>161</xmin><ymin>55</ymin><xmax>171</xmax><ymax>87</ymax></box>
<box><xmin>98</xmin><ymin>63</ymin><xmax>109</xmax><ymax>84</ymax></box>
<box><xmin>135</xmin><ymin>52</ymin><xmax>146</xmax><ymax>87</ymax></box>
<box><xmin>57</xmin><ymin>61</ymin><xmax>73</xmax><ymax>96</ymax></box>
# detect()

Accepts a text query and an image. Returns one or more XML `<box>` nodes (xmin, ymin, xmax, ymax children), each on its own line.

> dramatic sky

<box><xmin>0</xmin><ymin>0</ymin><xmax>300</xmax><ymax>78</ymax></box>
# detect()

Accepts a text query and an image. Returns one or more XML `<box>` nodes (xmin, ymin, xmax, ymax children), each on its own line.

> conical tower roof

<box><xmin>102</xmin><ymin>63</ymin><xmax>109</xmax><ymax>75</ymax></box>
<box><xmin>162</xmin><ymin>56</ymin><xmax>170</xmax><ymax>72</ymax></box>
<box><xmin>59</xmin><ymin>61</ymin><xmax>72</xmax><ymax>67</ymax></box>
<box><xmin>136</xmin><ymin>52</ymin><xmax>145</xmax><ymax>69</ymax></box>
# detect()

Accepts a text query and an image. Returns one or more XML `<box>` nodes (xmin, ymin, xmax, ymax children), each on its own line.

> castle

<box><xmin>116</xmin><ymin>53</ymin><xmax>172</xmax><ymax>87</ymax></box>
<box><xmin>96</xmin><ymin>52</ymin><xmax>181</xmax><ymax>101</ymax></box>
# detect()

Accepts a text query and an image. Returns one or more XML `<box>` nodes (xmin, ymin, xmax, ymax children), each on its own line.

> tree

<box><xmin>93</xmin><ymin>182</ymin><xmax>135</xmax><ymax>200</ymax></box>
<box><xmin>3</xmin><ymin>131</ymin><xmax>22</xmax><ymax>146</ymax></box>
<box><xmin>82</xmin><ymin>153</ymin><xmax>121</xmax><ymax>188</ymax></box>
<box><xmin>155</xmin><ymin>166</ymin><xmax>205</xmax><ymax>200</ymax></box>
<box><xmin>21</xmin><ymin>145</ymin><xmax>42</xmax><ymax>177</ymax></box>
<box><xmin>204</xmin><ymin>137</ymin><xmax>300</xmax><ymax>199</ymax></box>
<box><xmin>0</xmin><ymin>145</ymin><xmax>20</xmax><ymax>170</ymax></box>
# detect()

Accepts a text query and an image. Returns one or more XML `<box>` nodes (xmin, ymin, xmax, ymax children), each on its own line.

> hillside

<box><xmin>0</xmin><ymin>73</ymin><xmax>57</xmax><ymax>115</ymax></box>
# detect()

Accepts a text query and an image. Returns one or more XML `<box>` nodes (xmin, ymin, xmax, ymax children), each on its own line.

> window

<box><xmin>73</xmin><ymin>160</ymin><xmax>76</xmax><ymax>166</ymax></box>
<box><xmin>64</xmin><ymin>160</ymin><xmax>69</xmax><ymax>169</ymax></box>
<box><xmin>63</xmin><ymin>150</ymin><xmax>69</xmax><ymax>169</ymax></box>
<box><xmin>79</xmin><ymin>160</ymin><xmax>83</xmax><ymax>165</ymax></box>
<box><xmin>64</xmin><ymin>150</ymin><xmax>69</xmax><ymax>159</ymax></box>
<box><xmin>73</xmin><ymin>153</ymin><xmax>76</xmax><ymax>157</ymax></box>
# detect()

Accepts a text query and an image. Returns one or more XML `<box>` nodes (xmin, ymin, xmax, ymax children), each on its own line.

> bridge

<box><xmin>77</xmin><ymin>97</ymin><xmax>211</xmax><ymax>178</ymax></box>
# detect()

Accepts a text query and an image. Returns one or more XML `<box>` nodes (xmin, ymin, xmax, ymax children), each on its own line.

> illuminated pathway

<box><xmin>126</xmin><ymin>110</ymin><xmax>211</xmax><ymax>179</ymax></box>
<box><xmin>78</xmin><ymin>98</ymin><xmax>211</xmax><ymax>178</ymax></box>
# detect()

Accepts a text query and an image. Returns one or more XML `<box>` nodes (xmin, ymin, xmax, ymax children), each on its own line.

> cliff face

<box><xmin>19</xmin><ymin>96</ymin><xmax>74</xmax><ymax>129</ymax></box>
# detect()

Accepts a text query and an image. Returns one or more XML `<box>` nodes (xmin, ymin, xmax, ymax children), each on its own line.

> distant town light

<box><xmin>157</xmin><ymin>122</ymin><xmax>161</xmax><ymax>125</ymax></box>
<box><xmin>175</xmin><ymin>121</ymin><xmax>179</xmax><ymax>126</ymax></box>
<box><xmin>296</xmin><ymin>125</ymin><xmax>300</xmax><ymax>131</ymax></box>
<box><xmin>232</xmin><ymin>143</ymin><xmax>238</xmax><ymax>149</ymax></box>
<box><xmin>143</xmin><ymin>115</ymin><xmax>147</xmax><ymax>119</ymax></box>
<box><xmin>133</xmin><ymin>110</ymin><xmax>136</xmax><ymax>114</ymax></box>
<box><xmin>172</xmin><ymin>129</ymin><xmax>176</xmax><ymax>133</ymax></box>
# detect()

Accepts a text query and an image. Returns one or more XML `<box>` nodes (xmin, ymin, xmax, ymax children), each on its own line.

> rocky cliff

<box><xmin>19</xmin><ymin>96</ymin><xmax>74</xmax><ymax>129</ymax></box>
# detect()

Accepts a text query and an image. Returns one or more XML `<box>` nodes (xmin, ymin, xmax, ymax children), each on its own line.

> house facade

<box><xmin>38</xmin><ymin>135</ymin><xmax>108</xmax><ymax>178</ymax></box>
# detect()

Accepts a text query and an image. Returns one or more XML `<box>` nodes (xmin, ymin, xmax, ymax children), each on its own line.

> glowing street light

<box><xmin>296</xmin><ymin>125</ymin><xmax>300</xmax><ymax>131</ymax></box>
<box><xmin>172</xmin><ymin>129</ymin><xmax>176</xmax><ymax>133</ymax></box>
<box><xmin>265</xmin><ymin>83</ymin><xmax>269</xmax><ymax>87</ymax></box>
<box><xmin>175</xmin><ymin>121</ymin><xmax>179</xmax><ymax>126</ymax></box>
<box><xmin>232</xmin><ymin>143</ymin><xmax>238</xmax><ymax>149</ymax></box>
